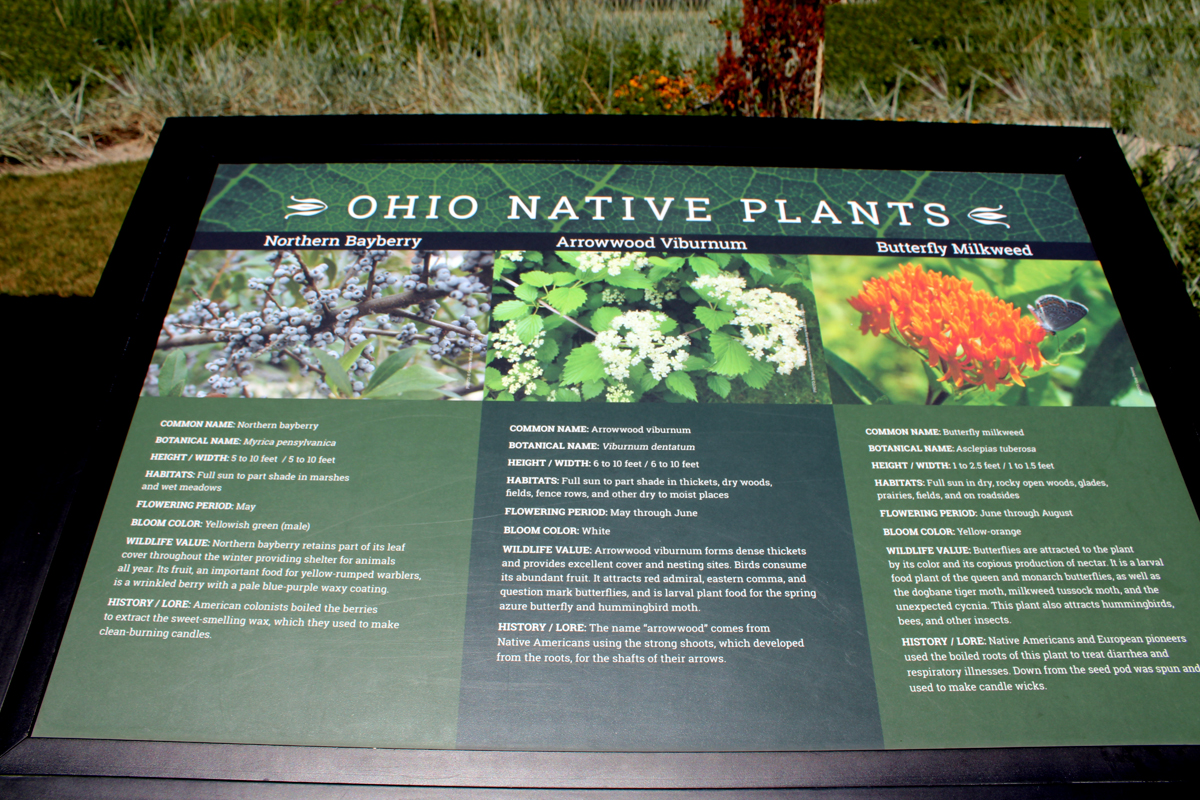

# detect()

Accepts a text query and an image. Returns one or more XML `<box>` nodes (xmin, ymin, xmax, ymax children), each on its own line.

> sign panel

<box><xmin>31</xmin><ymin>160</ymin><xmax>1200</xmax><ymax>752</ymax></box>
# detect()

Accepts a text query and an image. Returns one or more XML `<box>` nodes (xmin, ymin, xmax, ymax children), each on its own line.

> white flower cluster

<box><xmin>601</xmin><ymin>287</ymin><xmax>625</xmax><ymax>304</ymax></box>
<box><xmin>502</xmin><ymin>250</ymin><xmax>526</xmax><ymax>262</ymax></box>
<box><xmin>577</xmin><ymin>251</ymin><xmax>649</xmax><ymax>277</ymax></box>
<box><xmin>493</xmin><ymin>320</ymin><xmax>545</xmax><ymax>395</ymax></box>
<box><xmin>643</xmin><ymin>284</ymin><xmax>677</xmax><ymax>309</ymax></box>
<box><xmin>691</xmin><ymin>274</ymin><xmax>808</xmax><ymax>374</ymax></box>
<box><xmin>606</xmin><ymin>384</ymin><xmax>634</xmax><ymax>402</ymax></box>
<box><xmin>594</xmin><ymin>311</ymin><xmax>690</xmax><ymax>382</ymax></box>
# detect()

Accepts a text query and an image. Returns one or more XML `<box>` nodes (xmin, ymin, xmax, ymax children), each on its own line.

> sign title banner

<box><xmin>199</xmin><ymin>163</ymin><xmax>1089</xmax><ymax>243</ymax></box>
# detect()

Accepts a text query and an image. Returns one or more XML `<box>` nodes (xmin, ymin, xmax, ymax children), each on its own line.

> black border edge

<box><xmin>1</xmin><ymin>738</ymin><xmax>1196</xmax><ymax>788</ymax></box>
<box><xmin>2</xmin><ymin>115</ymin><xmax>1198</xmax><ymax>790</ymax></box>
<box><xmin>0</xmin><ymin>117</ymin><xmax>219</xmax><ymax>752</ymax></box>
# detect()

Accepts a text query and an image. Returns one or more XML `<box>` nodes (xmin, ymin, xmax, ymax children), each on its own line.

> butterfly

<box><xmin>1027</xmin><ymin>294</ymin><xmax>1088</xmax><ymax>334</ymax></box>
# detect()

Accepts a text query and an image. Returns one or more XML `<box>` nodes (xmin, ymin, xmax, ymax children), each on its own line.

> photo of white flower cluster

<box><xmin>692</xmin><ymin>273</ymin><xmax>808</xmax><ymax>375</ymax></box>
<box><xmin>491</xmin><ymin>320</ymin><xmax>545</xmax><ymax>396</ymax></box>
<box><xmin>484</xmin><ymin>250</ymin><xmax>831</xmax><ymax>404</ymax></box>
<box><xmin>578</xmin><ymin>251</ymin><xmax>650</xmax><ymax>276</ymax></box>
<box><xmin>595</xmin><ymin>310</ymin><xmax>692</xmax><ymax>383</ymax></box>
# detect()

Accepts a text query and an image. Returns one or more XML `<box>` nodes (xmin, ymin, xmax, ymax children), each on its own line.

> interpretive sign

<box><xmin>3</xmin><ymin>117</ymin><xmax>1197</xmax><ymax>787</ymax></box>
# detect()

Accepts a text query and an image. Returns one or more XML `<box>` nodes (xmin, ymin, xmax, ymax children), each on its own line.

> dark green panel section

<box><xmin>455</xmin><ymin>402</ymin><xmax>883</xmax><ymax>751</ymax></box>
<box><xmin>35</xmin><ymin>397</ymin><xmax>480</xmax><ymax>748</ymax></box>
<box><xmin>199</xmin><ymin>163</ymin><xmax>1088</xmax><ymax>243</ymax></box>
<box><xmin>834</xmin><ymin>405</ymin><xmax>1200</xmax><ymax>748</ymax></box>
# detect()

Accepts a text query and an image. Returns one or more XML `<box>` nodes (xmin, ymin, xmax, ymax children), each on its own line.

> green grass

<box><xmin>0</xmin><ymin>159</ymin><xmax>145</xmax><ymax>295</ymax></box>
<box><xmin>0</xmin><ymin>1</ymin><xmax>1196</xmax><ymax>304</ymax></box>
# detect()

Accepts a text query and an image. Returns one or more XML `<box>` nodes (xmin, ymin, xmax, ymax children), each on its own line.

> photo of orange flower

<box><xmin>847</xmin><ymin>263</ymin><xmax>1048</xmax><ymax>394</ymax></box>
<box><xmin>810</xmin><ymin>256</ymin><xmax>1152</xmax><ymax>407</ymax></box>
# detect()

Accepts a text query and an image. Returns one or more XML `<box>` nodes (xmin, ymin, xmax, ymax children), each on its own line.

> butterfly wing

<box><xmin>1030</xmin><ymin>294</ymin><xmax>1088</xmax><ymax>333</ymax></box>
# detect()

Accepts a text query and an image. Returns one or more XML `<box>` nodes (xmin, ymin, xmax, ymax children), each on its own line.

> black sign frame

<box><xmin>1</xmin><ymin>115</ymin><xmax>1197</xmax><ymax>792</ymax></box>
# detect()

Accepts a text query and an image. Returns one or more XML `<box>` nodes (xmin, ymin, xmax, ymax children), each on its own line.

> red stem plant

<box><xmin>714</xmin><ymin>0</ymin><xmax>839</xmax><ymax>118</ymax></box>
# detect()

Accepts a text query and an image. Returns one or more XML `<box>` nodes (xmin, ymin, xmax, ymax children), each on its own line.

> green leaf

<box><xmin>515</xmin><ymin>314</ymin><xmax>545</xmax><ymax>344</ymax></box>
<box><xmin>1073</xmin><ymin>322</ymin><xmax>1137</xmax><ymax>406</ymax></box>
<box><xmin>605</xmin><ymin>270</ymin><xmax>653</xmax><ymax>290</ymax></box>
<box><xmin>551</xmin><ymin>271</ymin><xmax>577</xmax><ymax>286</ymax></box>
<box><xmin>743</xmin><ymin>253</ymin><xmax>774</xmax><ymax>276</ymax></box>
<box><xmin>706</xmin><ymin>374</ymin><xmax>731</xmax><ymax>398</ymax></box>
<box><xmin>339</xmin><ymin>338</ymin><xmax>371</xmax><ymax>372</ymax></box>
<box><xmin>694</xmin><ymin>306</ymin><xmax>735</xmax><ymax>332</ymax></box>
<box><xmin>647</xmin><ymin>263</ymin><xmax>678</xmax><ymax>283</ymax></box>
<box><xmin>576</xmin><ymin>270</ymin><xmax>609</xmax><ymax>287</ymax></box>
<box><xmin>396</xmin><ymin>390</ymin><xmax>445</xmax><ymax>401</ymax></box>
<box><xmin>826</xmin><ymin>351</ymin><xmax>892</xmax><ymax>404</ymax></box>
<box><xmin>492</xmin><ymin>300</ymin><xmax>531</xmax><ymax>321</ymax></box>
<box><xmin>523</xmin><ymin>251</ymin><xmax>543</xmax><ymax>263</ymax></box>
<box><xmin>826</xmin><ymin>367</ymin><xmax>863</xmax><ymax>404</ymax></box>
<box><xmin>542</xmin><ymin>313</ymin><xmax>568</xmax><ymax>330</ymax></box>
<box><xmin>520</xmin><ymin>270</ymin><xmax>554</xmax><ymax>287</ymax></box>
<box><xmin>158</xmin><ymin>350</ymin><xmax>186</xmax><ymax>398</ymax></box>
<box><xmin>708</xmin><ymin>253</ymin><xmax>732</xmax><ymax>267</ymax></box>
<box><xmin>665</xmin><ymin>371</ymin><xmax>697</xmax><ymax>401</ymax></box>
<box><xmin>363</xmin><ymin>362</ymin><xmax>450</xmax><ymax>398</ymax></box>
<box><xmin>484</xmin><ymin>366</ymin><xmax>504</xmax><ymax>391</ymax></box>
<box><xmin>708</xmin><ymin>332</ymin><xmax>754</xmax><ymax>377</ymax></box>
<box><xmin>590</xmin><ymin>307</ymin><xmax>623</xmax><ymax>332</ymax></box>
<box><xmin>366</xmin><ymin>347</ymin><xmax>414</xmax><ymax>391</ymax></box>
<box><xmin>553</xmin><ymin>387</ymin><xmax>582</xmax><ymax>402</ymax></box>
<box><xmin>581</xmin><ymin>379</ymin><xmax>605</xmax><ymax>400</ymax></box>
<box><xmin>313</xmin><ymin>349</ymin><xmax>355</xmax><ymax>398</ymax></box>
<box><xmin>532</xmin><ymin>379</ymin><xmax>552</xmax><ymax>397</ymax></box>
<box><xmin>688</xmin><ymin>256</ymin><xmax>720</xmax><ymax>277</ymax></box>
<box><xmin>536</xmin><ymin>337</ymin><xmax>560</xmax><ymax>363</ymax></box>
<box><xmin>684</xmin><ymin>355</ymin><xmax>711</xmax><ymax>372</ymax></box>
<box><xmin>555</xmin><ymin>251</ymin><xmax>581</xmax><ymax>268</ymax></box>
<box><xmin>1114</xmin><ymin>382</ymin><xmax>1155</xmax><ymax>407</ymax></box>
<box><xmin>545</xmin><ymin>286</ymin><xmax>588</xmax><ymax>315</ymax></box>
<box><xmin>648</xmin><ymin>256</ymin><xmax>685</xmax><ymax>270</ymax></box>
<box><xmin>742</xmin><ymin>358</ymin><xmax>775</xmax><ymax>389</ymax></box>
<box><xmin>1057</xmin><ymin>330</ymin><xmax>1087</xmax><ymax>357</ymax></box>
<box><xmin>561</xmin><ymin>343</ymin><xmax>607</xmax><ymax>384</ymax></box>
<box><xmin>514</xmin><ymin>283</ymin><xmax>540</xmax><ymax>303</ymax></box>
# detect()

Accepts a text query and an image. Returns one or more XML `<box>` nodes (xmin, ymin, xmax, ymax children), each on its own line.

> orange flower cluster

<box><xmin>611</xmin><ymin>70</ymin><xmax>702</xmax><ymax>114</ymax></box>
<box><xmin>848</xmin><ymin>263</ymin><xmax>1048</xmax><ymax>391</ymax></box>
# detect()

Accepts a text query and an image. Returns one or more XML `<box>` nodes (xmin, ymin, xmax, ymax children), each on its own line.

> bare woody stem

<box><xmin>288</xmin><ymin>249</ymin><xmax>318</xmax><ymax>289</ymax></box>
<box><xmin>384</xmin><ymin>307</ymin><xmax>482</xmax><ymax>338</ymax></box>
<box><xmin>282</xmin><ymin>347</ymin><xmax>325</xmax><ymax>377</ymax></box>
<box><xmin>158</xmin><ymin>288</ymin><xmax>458</xmax><ymax>350</ymax></box>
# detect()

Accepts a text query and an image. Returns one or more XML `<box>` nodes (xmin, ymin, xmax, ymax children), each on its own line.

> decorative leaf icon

<box><xmin>285</xmin><ymin>196</ymin><xmax>328</xmax><ymax>219</ymax></box>
<box><xmin>968</xmin><ymin>206</ymin><xmax>1010</xmax><ymax>228</ymax></box>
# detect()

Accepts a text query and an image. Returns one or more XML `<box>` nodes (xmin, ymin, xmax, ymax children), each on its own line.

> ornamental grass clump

<box><xmin>847</xmin><ymin>262</ymin><xmax>1047</xmax><ymax>397</ymax></box>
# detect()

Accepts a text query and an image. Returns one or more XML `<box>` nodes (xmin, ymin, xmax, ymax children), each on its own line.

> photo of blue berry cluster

<box><xmin>145</xmin><ymin>249</ymin><xmax>493</xmax><ymax>400</ymax></box>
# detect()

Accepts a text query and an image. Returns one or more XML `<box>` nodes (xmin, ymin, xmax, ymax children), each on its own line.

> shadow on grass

<box><xmin>0</xmin><ymin>159</ymin><xmax>146</xmax><ymax>296</ymax></box>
